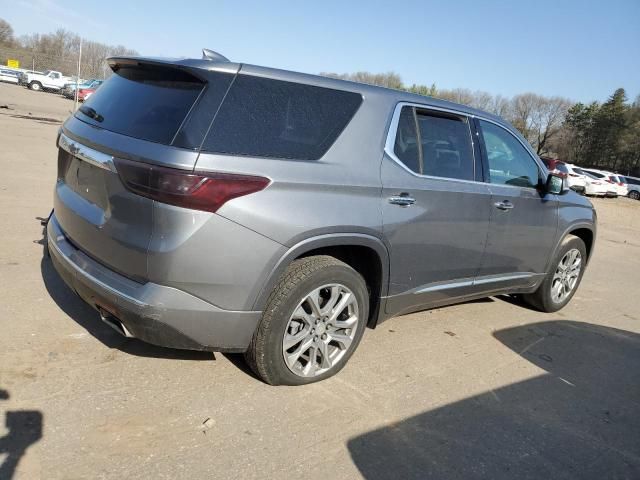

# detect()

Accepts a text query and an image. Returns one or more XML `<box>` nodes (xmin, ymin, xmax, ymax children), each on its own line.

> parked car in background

<box><xmin>16</xmin><ymin>70</ymin><xmax>44</xmax><ymax>85</ymax></box>
<box><xmin>76</xmin><ymin>84</ymin><xmax>101</xmax><ymax>102</ymax></box>
<box><xmin>62</xmin><ymin>79</ymin><xmax>104</xmax><ymax>99</ymax></box>
<box><xmin>565</xmin><ymin>164</ymin><xmax>588</xmax><ymax>194</ymax></box>
<box><xmin>541</xmin><ymin>159</ymin><xmax>586</xmax><ymax>194</ymax></box>
<box><xmin>606</xmin><ymin>174</ymin><xmax>628</xmax><ymax>197</ymax></box>
<box><xmin>578</xmin><ymin>170</ymin><xmax>608</xmax><ymax>196</ymax></box>
<box><xmin>47</xmin><ymin>52</ymin><xmax>596</xmax><ymax>385</ymax></box>
<box><xmin>582</xmin><ymin>168</ymin><xmax>618</xmax><ymax>197</ymax></box>
<box><xmin>623</xmin><ymin>175</ymin><xmax>640</xmax><ymax>200</ymax></box>
<box><xmin>0</xmin><ymin>69</ymin><xmax>20</xmax><ymax>84</ymax></box>
<box><xmin>19</xmin><ymin>70</ymin><xmax>72</xmax><ymax>92</ymax></box>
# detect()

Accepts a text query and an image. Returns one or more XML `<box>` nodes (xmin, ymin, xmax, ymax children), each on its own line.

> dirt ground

<box><xmin>1</xmin><ymin>81</ymin><xmax>639</xmax><ymax>480</ymax></box>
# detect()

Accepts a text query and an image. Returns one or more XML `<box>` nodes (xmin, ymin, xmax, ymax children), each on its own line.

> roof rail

<box><xmin>202</xmin><ymin>49</ymin><xmax>230</xmax><ymax>62</ymax></box>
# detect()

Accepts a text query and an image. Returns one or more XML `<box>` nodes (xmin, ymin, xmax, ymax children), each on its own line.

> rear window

<box><xmin>555</xmin><ymin>163</ymin><xmax>569</xmax><ymax>174</ymax></box>
<box><xmin>76</xmin><ymin>65</ymin><xmax>204</xmax><ymax>145</ymax></box>
<box><xmin>202</xmin><ymin>75</ymin><xmax>363</xmax><ymax>160</ymax></box>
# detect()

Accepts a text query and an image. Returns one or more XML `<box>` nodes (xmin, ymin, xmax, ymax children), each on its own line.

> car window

<box><xmin>393</xmin><ymin>107</ymin><xmax>421</xmax><ymax>173</ymax></box>
<box><xmin>585</xmin><ymin>170</ymin><xmax>604</xmax><ymax>178</ymax></box>
<box><xmin>415</xmin><ymin>111</ymin><xmax>475</xmax><ymax>181</ymax></box>
<box><xmin>77</xmin><ymin>64</ymin><xmax>206</xmax><ymax>145</ymax></box>
<box><xmin>202</xmin><ymin>75</ymin><xmax>363</xmax><ymax>160</ymax></box>
<box><xmin>478</xmin><ymin>120</ymin><xmax>540</xmax><ymax>188</ymax></box>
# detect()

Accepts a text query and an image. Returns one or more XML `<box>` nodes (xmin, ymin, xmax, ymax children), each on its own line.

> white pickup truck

<box><xmin>20</xmin><ymin>70</ymin><xmax>73</xmax><ymax>92</ymax></box>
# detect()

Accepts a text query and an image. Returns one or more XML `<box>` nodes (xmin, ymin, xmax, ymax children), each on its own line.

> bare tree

<box><xmin>0</xmin><ymin>18</ymin><xmax>14</xmax><ymax>46</ymax></box>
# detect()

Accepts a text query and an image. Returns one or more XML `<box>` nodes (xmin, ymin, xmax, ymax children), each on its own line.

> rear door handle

<box><xmin>494</xmin><ymin>200</ymin><xmax>514</xmax><ymax>211</ymax></box>
<box><xmin>388</xmin><ymin>193</ymin><xmax>415</xmax><ymax>207</ymax></box>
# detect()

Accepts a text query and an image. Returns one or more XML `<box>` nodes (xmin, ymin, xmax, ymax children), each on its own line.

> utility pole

<box><xmin>74</xmin><ymin>38</ymin><xmax>83</xmax><ymax>111</ymax></box>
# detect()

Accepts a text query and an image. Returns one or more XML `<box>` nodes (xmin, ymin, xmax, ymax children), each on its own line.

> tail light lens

<box><xmin>114</xmin><ymin>158</ymin><xmax>270</xmax><ymax>213</ymax></box>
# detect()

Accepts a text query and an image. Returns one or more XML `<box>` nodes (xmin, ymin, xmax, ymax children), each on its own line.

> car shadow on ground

<box><xmin>0</xmin><ymin>389</ymin><xmax>43</xmax><ymax>480</ymax></box>
<box><xmin>38</xmin><ymin>223</ymin><xmax>213</xmax><ymax>361</ymax></box>
<box><xmin>347</xmin><ymin>320</ymin><xmax>640</xmax><ymax>479</ymax></box>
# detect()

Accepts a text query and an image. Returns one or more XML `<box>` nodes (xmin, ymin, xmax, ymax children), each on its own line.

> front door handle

<box><xmin>388</xmin><ymin>193</ymin><xmax>415</xmax><ymax>207</ymax></box>
<box><xmin>494</xmin><ymin>200</ymin><xmax>514</xmax><ymax>211</ymax></box>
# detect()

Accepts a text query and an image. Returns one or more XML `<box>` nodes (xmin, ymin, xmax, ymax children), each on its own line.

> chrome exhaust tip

<box><xmin>98</xmin><ymin>308</ymin><xmax>134</xmax><ymax>338</ymax></box>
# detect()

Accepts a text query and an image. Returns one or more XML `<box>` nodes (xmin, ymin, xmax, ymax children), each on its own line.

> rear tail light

<box><xmin>114</xmin><ymin>159</ymin><xmax>270</xmax><ymax>213</ymax></box>
<box><xmin>605</xmin><ymin>179</ymin><xmax>614</xmax><ymax>184</ymax></box>
<box><xmin>569</xmin><ymin>173</ymin><xmax>580</xmax><ymax>177</ymax></box>
<box><xmin>618</xmin><ymin>182</ymin><xmax>624</xmax><ymax>186</ymax></box>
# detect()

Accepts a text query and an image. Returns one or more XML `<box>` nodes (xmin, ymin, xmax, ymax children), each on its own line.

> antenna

<box><xmin>202</xmin><ymin>49</ymin><xmax>230</xmax><ymax>62</ymax></box>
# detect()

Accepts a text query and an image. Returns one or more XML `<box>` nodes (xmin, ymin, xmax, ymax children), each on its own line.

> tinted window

<box><xmin>479</xmin><ymin>120</ymin><xmax>540</xmax><ymax>188</ymax></box>
<box><xmin>626</xmin><ymin>177</ymin><xmax>640</xmax><ymax>185</ymax></box>
<box><xmin>76</xmin><ymin>65</ymin><xmax>204</xmax><ymax>145</ymax></box>
<box><xmin>555</xmin><ymin>163</ymin><xmax>569</xmax><ymax>174</ymax></box>
<box><xmin>416</xmin><ymin>111</ymin><xmax>475</xmax><ymax>181</ymax></box>
<box><xmin>585</xmin><ymin>169</ymin><xmax>604</xmax><ymax>178</ymax></box>
<box><xmin>203</xmin><ymin>75</ymin><xmax>362</xmax><ymax>160</ymax></box>
<box><xmin>393</xmin><ymin>107</ymin><xmax>421</xmax><ymax>173</ymax></box>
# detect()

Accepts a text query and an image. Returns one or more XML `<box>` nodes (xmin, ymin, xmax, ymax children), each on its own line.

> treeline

<box><xmin>0</xmin><ymin>18</ymin><xmax>137</xmax><ymax>79</ymax></box>
<box><xmin>322</xmin><ymin>71</ymin><xmax>640</xmax><ymax>175</ymax></box>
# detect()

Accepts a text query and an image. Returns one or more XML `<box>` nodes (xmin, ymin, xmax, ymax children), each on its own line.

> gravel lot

<box><xmin>1</xmin><ymin>82</ymin><xmax>639</xmax><ymax>480</ymax></box>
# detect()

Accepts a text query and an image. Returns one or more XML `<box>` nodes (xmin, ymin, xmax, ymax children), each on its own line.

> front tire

<box><xmin>630</xmin><ymin>190</ymin><xmax>640</xmax><ymax>200</ymax></box>
<box><xmin>523</xmin><ymin>235</ymin><xmax>587</xmax><ymax>313</ymax></box>
<box><xmin>245</xmin><ymin>255</ymin><xmax>368</xmax><ymax>386</ymax></box>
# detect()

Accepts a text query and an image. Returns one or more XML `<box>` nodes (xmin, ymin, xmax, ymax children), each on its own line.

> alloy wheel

<box><xmin>551</xmin><ymin>248</ymin><xmax>582</xmax><ymax>303</ymax></box>
<box><xmin>282</xmin><ymin>283</ymin><xmax>359</xmax><ymax>377</ymax></box>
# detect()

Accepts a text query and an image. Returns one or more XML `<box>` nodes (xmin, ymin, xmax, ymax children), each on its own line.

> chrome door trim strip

<box><xmin>58</xmin><ymin>132</ymin><xmax>116</xmax><ymax>172</ymax></box>
<box><xmin>413</xmin><ymin>272</ymin><xmax>538</xmax><ymax>295</ymax></box>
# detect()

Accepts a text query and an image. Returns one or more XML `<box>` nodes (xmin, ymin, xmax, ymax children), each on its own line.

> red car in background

<box><xmin>77</xmin><ymin>86</ymin><xmax>98</xmax><ymax>102</ymax></box>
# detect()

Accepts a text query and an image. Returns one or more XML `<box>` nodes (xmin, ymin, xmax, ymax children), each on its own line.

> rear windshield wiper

<box><xmin>78</xmin><ymin>105</ymin><xmax>104</xmax><ymax>123</ymax></box>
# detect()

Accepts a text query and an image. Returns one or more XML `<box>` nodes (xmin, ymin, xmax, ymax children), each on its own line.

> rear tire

<box><xmin>29</xmin><ymin>81</ymin><xmax>42</xmax><ymax>91</ymax></box>
<box><xmin>245</xmin><ymin>255</ymin><xmax>368</xmax><ymax>386</ymax></box>
<box><xmin>523</xmin><ymin>235</ymin><xmax>587</xmax><ymax>313</ymax></box>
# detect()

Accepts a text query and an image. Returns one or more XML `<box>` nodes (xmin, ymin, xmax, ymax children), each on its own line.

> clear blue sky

<box><xmin>3</xmin><ymin>0</ymin><xmax>639</xmax><ymax>103</ymax></box>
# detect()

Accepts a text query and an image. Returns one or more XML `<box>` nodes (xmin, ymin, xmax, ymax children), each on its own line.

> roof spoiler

<box><xmin>202</xmin><ymin>49</ymin><xmax>230</xmax><ymax>62</ymax></box>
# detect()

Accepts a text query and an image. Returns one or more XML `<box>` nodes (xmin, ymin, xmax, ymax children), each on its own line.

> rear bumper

<box><xmin>47</xmin><ymin>214</ymin><xmax>261</xmax><ymax>352</ymax></box>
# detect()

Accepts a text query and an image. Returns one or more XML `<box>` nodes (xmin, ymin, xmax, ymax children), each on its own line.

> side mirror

<box><xmin>545</xmin><ymin>173</ymin><xmax>565</xmax><ymax>195</ymax></box>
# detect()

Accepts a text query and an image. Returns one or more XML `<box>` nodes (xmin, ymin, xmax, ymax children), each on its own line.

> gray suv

<box><xmin>47</xmin><ymin>51</ymin><xmax>597</xmax><ymax>385</ymax></box>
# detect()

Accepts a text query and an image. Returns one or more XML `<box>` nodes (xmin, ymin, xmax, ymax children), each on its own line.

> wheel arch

<box><xmin>545</xmin><ymin>222</ymin><xmax>596</xmax><ymax>273</ymax></box>
<box><xmin>252</xmin><ymin>234</ymin><xmax>390</xmax><ymax>329</ymax></box>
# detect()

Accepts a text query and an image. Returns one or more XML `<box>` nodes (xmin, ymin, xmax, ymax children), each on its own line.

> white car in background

<box><xmin>576</xmin><ymin>169</ymin><xmax>608</xmax><ymax>197</ymax></box>
<box><xmin>606</xmin><ymin>174</ymin><xmax>628</xmax><ymax>197</ymax></box>
<box><xmin>624</xmin><ymin>175</ymin><xmax>640</xmax><ymax>200</ymax></box>
<box><xmin>582</xmin><ymin>168</ymin><xmax>618</xmax><ymax>197</ymax></box>
<box><xmin>564</xmin><ymin>163</ymin><xmax>587</xmax><ymax>194</ymax></box>
<box><xmin>0</xmin><ymin>69</ymin><xmax>20</xmax><ymax>84</ymax></box>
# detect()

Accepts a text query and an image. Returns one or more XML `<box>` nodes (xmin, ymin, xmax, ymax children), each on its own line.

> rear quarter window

<box><xmin>202</xmin><ymin>75</ymin><xmax>363</xmax><ymax>160</ymax></box>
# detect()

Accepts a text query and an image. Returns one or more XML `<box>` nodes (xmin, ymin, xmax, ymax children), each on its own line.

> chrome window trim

<box><xmin>384</xmin><ymin>101</ymin><xmax>548</xmax><ymax>187</ymax></box>
<box><xmin>58</xmin><ymin>132</ymin><xmax>116</xmax><ymax>172</ymax></box>
<box><xmin>384</xmin><ymin>102</ymin><xmax>483</xmax><ymax>185</ymax></box>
